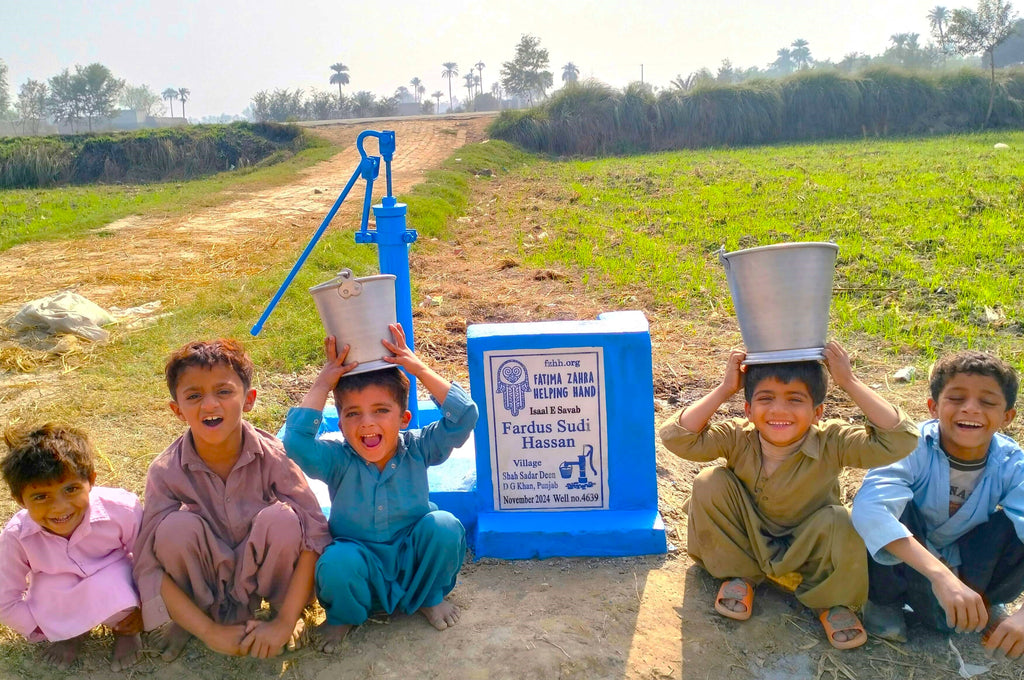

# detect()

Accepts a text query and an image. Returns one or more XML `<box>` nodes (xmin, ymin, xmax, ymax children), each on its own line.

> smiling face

<box><xmin>338</xmin><ymin>384</ymin><xmax>412</xmax><ymax>470</ymax></box>
<box><xmin>19</xmin><ymin>471</ymin><xmax>95</xmax><ymax>537</ymax></box>
<box><xmin>745</xmin><ymin>376</ymin><xmax>824</xmax><ymax>448</ymax></box>
<box><xmin>169</xmin><ymin>363</ymin><xmax>256</xmax><ymax>459</ymax></box>
<box><xmin>929</xmin><ymin>372</ymin><xmax>1016</xmax><ymax>461</ymax></box>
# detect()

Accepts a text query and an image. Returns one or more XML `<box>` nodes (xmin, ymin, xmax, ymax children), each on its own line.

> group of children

<box><xmin>0</xmin><ymin>323</ymin><xmax>477</xmax><ymax>669</ymax></box>
<box><xmin>660</xmin><ymin>342</ymin><xmax>1024</xmax><ymax>656</ymax></box>
<box><xmin>1</xmin><ymin>319</ymin><xmax>1023</xmax><ymax>667</ymax></box>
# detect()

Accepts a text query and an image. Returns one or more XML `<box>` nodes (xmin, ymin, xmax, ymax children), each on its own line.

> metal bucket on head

<box><xmin>309</xmin><ymin>269</ymin><xmax>397</xmax><ymax>375</ymax></box>
<box><xmin>718</xmin><ymin>242</ymin><xmax>839</xmax><ymax>364</ymax></box>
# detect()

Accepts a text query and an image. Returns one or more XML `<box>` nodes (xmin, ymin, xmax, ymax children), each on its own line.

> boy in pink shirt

<box><xmin>0</xmin><ymin>423</ymin><xmax>144</xmax><ymax>671</ymax></box>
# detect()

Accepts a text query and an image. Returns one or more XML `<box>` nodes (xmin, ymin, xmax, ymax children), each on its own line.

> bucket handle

<box><xmin>717</xmin><ymin>246</ymin><xmax>729</xmax><ymax>270</ymax></box>
<box><xmin>332</xmin><ymin>269</ymin><xmax>363</xmax><ymax>299</ymax></box>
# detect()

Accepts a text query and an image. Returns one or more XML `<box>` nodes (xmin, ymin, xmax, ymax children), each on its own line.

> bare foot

<box><xmin>42</xmin><ymin>633</ymin><xmax>87</xmax><ymax>670</ymax></box>
<box><xmin>110</xmin><ymin>632</ymin><xmax>143</xmax><ymax>671</ymax></box>
<box><xmin>316</xmin><ymin>623</ymin><xmax>352</xmax><ymax>654</ymax></box>
<box><xmin>419</xmin><ymin>600</ymin><xmax>461</xmax><ymax>630</ymax></box>
<box><xmin>149</xmin><ymin>621</ymin><xmax>192</xmax><ymax>662</ymax></box>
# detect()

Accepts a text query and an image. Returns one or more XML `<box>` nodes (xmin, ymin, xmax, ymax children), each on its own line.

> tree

<box><xmin>177</xmin><ymin>87</ymin><xmax>190</xmax><ymax>119</ymax></box>
<box><xmin>500</xmin><ymin>34</ymin><xmax>553</xmax><ymax>106</ymax></box>
<box><xmin>352</xmin><ymin>90</ymin><xmax>376</xmax><ymax>118</ymax></box>
<box><xmin>416</xmin><ymin>83</ymin><xmax>426</xmax><ymax>105</ymax></box>
<box><xmin>791</xmin><ymin>39</ymin><xmax>812</xmax><ymax>69</ymax></box>
<box><xmin>475</xmin><ymin>61</ymin><xmax>486</xmax><ymax>95</ymax></box>
<box><xmin>432</xmin><ymin>90</ymin><xmax>443</xmax><ymax>114</ymax></box>
<box><xmin>946</xmin><ymin>0</ymin><xmax>1020</xmax><ymax>124</ymax></box>
<box><xmin>771</xmin><ymin>48</ymin><xmax>796</xmax><ymax>74</ymax></box>
<box><xmin>463</xmin><ymin>73</ymin><xmax>476</xmax><ymax>109</ymax></box>
<box><xmin>250</xmin><ymin>90</ymin><xmax>270</xmax><ymax>122</ymax></box>
<box><xmin>395</xmin><ymin>85</ymin><xmax>412</xmax><ymax>103</ymax></box>
<box><xmin>16</xmin><ymin>79</ymin><xmax>48</xmax><ymax>134</ymax></box>
<box><xmin>0</xmin><ymin>59</ymin><xmax>10</xmax><ymax>119</ymax></box>
<box><xmin>120</xmin><ymin>84</ymin><xmax>162</xmax><ymax>116</ymax></box>
<box><xmin>75</xmin><ymin>63</ymin><xmax>125</xmax><ymax>131</ymax></box>
<box><xmin>329</xmin><ymin>62</ymin><xmax>350</xmax><ymax>104</ymax></box>
<box><xmin>929</xmin><ymin>6</ymin><xmax>951</xmax><ymax>51</ymax></box>
<box><xmin>716</xmin><ymin>59</ymin><xmax>736</xmax><ymax>83</ymax></box>
<box><xmin>410</xmin><ymin>77</ymin><xmax>422</xmax><ymax>104</ymax></box>
<box><xmin>490</xmin><ymin>81</ymin><xmax>503</xmax><ymax>109</ymax></box>
<box><xmin>561</xmin><ymin>62</ymin><xmax>580</xmax><ymax>83</ymax></box>
<box><xmin>162</xmin><ymin>88</ymin><xmax>178</xmax><ymax>117</ymax></box>
<box><xmin>441</xmin><ymin>62</ymin><xmax>458</xmax><ymax>113</ymax></box>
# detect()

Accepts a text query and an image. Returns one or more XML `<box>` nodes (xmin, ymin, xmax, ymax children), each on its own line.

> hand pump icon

<box><xmin>559</xmin><ymin>445</ymin><xmax>597</xmax><ymax>490</ymax></box>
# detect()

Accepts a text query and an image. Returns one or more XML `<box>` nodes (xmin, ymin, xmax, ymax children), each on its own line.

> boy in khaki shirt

<box><xmin>660</xmin><ymin>341</ymin><xmax>918</xmax><ymax>649</ymax></box>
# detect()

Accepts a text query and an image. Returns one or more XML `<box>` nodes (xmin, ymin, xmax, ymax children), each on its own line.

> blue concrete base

<box><xmin>475</xmin><ymin>509</ymin><xmax>666</xmax><ymax>559</ymax></box>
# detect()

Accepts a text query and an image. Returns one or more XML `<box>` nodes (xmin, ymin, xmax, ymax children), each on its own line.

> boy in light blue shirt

<box><xmin>852</xmin><ymin>350</ymin><xmax>1024</xmax><ymax>658</ymax></box>
<box><xmin>283</xmin><ymin>323</ymin><xmax>477</xmax><ymax>654</ymax></box>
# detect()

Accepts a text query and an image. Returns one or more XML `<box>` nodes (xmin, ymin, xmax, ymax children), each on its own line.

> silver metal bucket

<box><xmin>718</xmin><ymin>242</ymin><xmax>838</xmax><ymax>364</ymax></box>
<box><xmin>309</xmin><ymin>269</ymin><xmax>397</xmax><ymax>375</ymax></box>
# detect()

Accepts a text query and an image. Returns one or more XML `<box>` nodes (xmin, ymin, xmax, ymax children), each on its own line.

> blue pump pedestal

<box><xmin>467</xmin><ymin>311</ymin><xmax>666</xmax><ymax>559</ymax></box>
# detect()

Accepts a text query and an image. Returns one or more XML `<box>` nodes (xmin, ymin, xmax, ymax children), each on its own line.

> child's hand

<box><xmin>202</xmin><ymin>622</ymin><xmax>249</xmax><ymax>656</ymax></box>
<box><xmin>823</xmin><ymin>341</ymin><xmax>856</xmax><ymax>390</ymax></box>
<box><xmin>931</xmin><ymin>572</ymin><xmax>987</xmax><ymax>633</ymax></box>
<box><xmin>983</xmin><ymin>608</ymin><xmax>1024</xmax><ymax>659</ymax></box>
<box><xmin>381</xmin><ymin>322</ymin><xmax>428</xmax><ymax>377</ymax></box>
<box><xmin>313</xmin><ymin>336</ymin><xmax>357</xmax><ymax>391</ymax></box>
<box><xmin>240</xmin><ymin>618</ymin><xmax>292</xmax><ymax>659</ymax></box>
<box><xmin>110</xmin><ymin>607</ymin><xmax>143</xmax><ymax>636</ymax></box>
<box><xmin>720</xmin><ymin>349</ymin><xmax>746</xmax><ymax>395</ymax></box>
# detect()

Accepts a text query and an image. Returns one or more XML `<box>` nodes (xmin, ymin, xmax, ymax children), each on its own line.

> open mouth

<box><xmin>955</xmin><ymin>420</ymin><xmax>984</xmax><ymax>431</ymax></box>
<box><xmin>361</xmin><ymin>434</ymin><xmax>383</xmax><ymax>449</ymax></box>
<box><xmin>202</xmin><ymin>416</ymin><xmax>223</xmax><ymax>427</ymax></box>
<box><xmin>767</xmin><ymin>420</ymin><xmax>793</xmax><ymax>428</ymax></box>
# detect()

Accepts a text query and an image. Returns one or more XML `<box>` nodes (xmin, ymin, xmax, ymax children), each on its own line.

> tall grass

<box><xmin>491</xmin><ymin>67</ymin><xmax>1024</xmax><ymax>156</ymax></box>
<box><xmin>0</xmin><ymin>122</ymin><xmax>310</xmax><ymax>189</ymax></box>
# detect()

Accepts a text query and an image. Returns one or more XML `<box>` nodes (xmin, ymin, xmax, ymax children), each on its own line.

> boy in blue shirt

<box><xmin>283</xmin><ymin>323</ymin><xmax>478</xmax><ymax>653</ymax></box>
<box><xmin>852</xmin><ymin>350</ymin><xmax>1024</xmax><ymax>658</ymax></box>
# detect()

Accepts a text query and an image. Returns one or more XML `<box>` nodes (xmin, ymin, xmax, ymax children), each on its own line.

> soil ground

<box><xmin>1</xmin><ymin>116</ymin><xmax>1021</xmax><ymax>680</ymax></box>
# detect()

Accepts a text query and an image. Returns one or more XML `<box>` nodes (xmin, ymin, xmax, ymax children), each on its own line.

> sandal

<box><xmin>714</xmin><ymin>578</ymin><xmax>754</xmax><ymax>621</ymax></box>
<box><xmin>819</xmin><ymin>606</ymin><xmax>867</xmax><ymax>650</ymax></box>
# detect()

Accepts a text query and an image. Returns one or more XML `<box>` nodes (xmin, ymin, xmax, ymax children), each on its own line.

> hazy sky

<box><xmin>4</xmin><ymin>0</ymin><xmax>948</xmax><ymax>119</ymax></box>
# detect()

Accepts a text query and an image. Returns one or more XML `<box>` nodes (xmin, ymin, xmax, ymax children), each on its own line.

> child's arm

<box><xmin>883</xmin><ymin>536</ymin><xmax>987</xmax><ymax>632</ymax></box>
<box><xmin>0</xmin><ymin>530</ymin><xmax>44</xmax><ymax>642</ymax></box>
<box><xmin>298</xmin><ymin>336</ymin><xmax>358</xmax><ymax>412</ymax></box>
<box><xmin>241</xmin><ymin>550</ymin><xmax>317</xmax><ymax>658</ymax></box>
<box><xmin>676</xmin><ymin>349</ymin><xmax>745</xmax><ymax>432</ymax></box>
<box><xmin>659</xmin><ymin>350</ymin><xmax>747</xmax><ymax>462</ymax></box>
<box><xmin>823</xmin><ymin>341</ymin><xmax>899</xmax><ymax>429</ymax></box>
<box><xmin>381</xmin><ymin>322</ymin><xmax>451</xmax><ymax>404</ymax></box>
<box><xmin>160</xmin><ymin>574</ymin><xmax>247</xmax><ymax>656</ymax></box>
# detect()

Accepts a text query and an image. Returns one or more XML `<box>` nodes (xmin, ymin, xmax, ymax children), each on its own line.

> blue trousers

<box><xmin>316</xmin><ymin>510</ymin><xmax>466</xmax><ymax>626</ymax></box>
<box><xmin>868</xmin><ymin>505</ymin><xmax>1024</xmax><ymax>631</ymax></box>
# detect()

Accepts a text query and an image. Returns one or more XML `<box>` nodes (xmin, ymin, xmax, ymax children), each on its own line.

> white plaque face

<box><xmin>483</xmin><ymin>347</ymin><xmax>609</xmax><ymax>511</ymax></box>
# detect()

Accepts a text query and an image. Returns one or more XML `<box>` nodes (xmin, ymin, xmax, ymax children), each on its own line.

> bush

<box><xmin>490</xmin><ymin>66</ymin><xmax>1024</xmax><ymax>156</ymax></box>
<box><xmin>0</xmin><ymin>122</ymin><xmax>311</xmax><ymax>189</ymax></box>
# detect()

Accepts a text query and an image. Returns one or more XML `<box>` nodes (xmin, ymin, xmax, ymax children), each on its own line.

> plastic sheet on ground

<box><xmin>5</xmin><ymin>292</ymin><xmax>114</xmax><ymax>342</ymax></box>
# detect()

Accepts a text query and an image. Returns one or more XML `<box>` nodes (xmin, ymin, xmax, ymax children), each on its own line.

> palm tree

<box><xmin>441</xmin><ymin>62</ymin><xmax>458</xmax><ymax>114</ymax></box>
<box><xmin>432</xmin><ymin>90</ymin><xmax>443</xmax><ymax>114</ymax></box>
<box><xmin>410</xmin><ymin>77</ymin><xmax>422</xmax><ymax>104</ymax></box>
<box><xmin>416</xmin><ymin>83</ymin><xmax>426</xmax><ymax>104</ymax></box>
<box><xmin>928</xmin><ymin>6</ymin><xmax>950</xmax><ymax>51</ymax></box>
<box><xmin>329</xmin><ymin>62</ymin><xmax>350</xmax><ymax>103</ymax></box>
<box><xmin>490</xmin><ymin>82</ymin><xmax>503</xmax><ymax>110</ymax></box>
<box><xmin>772</xmin><ymin>47</ymin><xmax>796</xmax><ymax>74</ymax></box>
<box><xmin>177</xmin><ymin>87</ymin><xmax>190</xmax><ymax>119</ymax></box>
<box><xmin>463</xmin><ymin>73</ymin><xmax>475</xmax><ymax>110</ymax></box>
<box><xmin>790</xmin><ymin>39</ymin><xmax>812</xmax><ymax>70</ymax></box>
<box><xmin>561</xmin><ymin>62</ymin><xmax>580</xmax><ymax>83</ymax></box>
<box><xmin>474</xmin><ymin>61</ymin><xmax>485</xmax><ymax>95</ymax></box>
<box><xmin>162</xmin><ymin>88</ymin><xmax>177</xmax><ymax>117</ymax></box>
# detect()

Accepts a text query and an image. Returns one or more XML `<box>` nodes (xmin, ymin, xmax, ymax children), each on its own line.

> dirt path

<box><xmin>0</xmin><ymin>117</ymin><xmax>1013</xmax><ymax>680</ymax></box>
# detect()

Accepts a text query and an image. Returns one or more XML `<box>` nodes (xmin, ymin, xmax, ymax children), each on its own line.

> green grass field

<box><xmin>514</xmin><ymin>131</ymin><xmax>1024</xmax><ymax>365</ymax></box>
